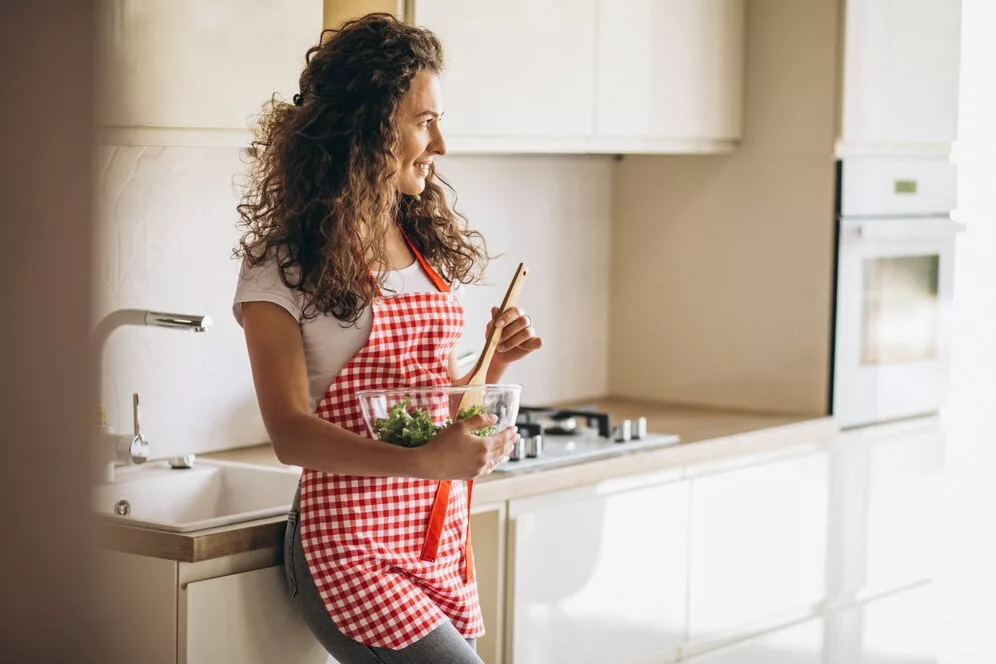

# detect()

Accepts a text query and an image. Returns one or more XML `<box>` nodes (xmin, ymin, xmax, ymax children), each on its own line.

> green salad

<box><xmin>372</xmin><ymin>397</ymin><xmax>498</xmax><ymax>447</ymax></box>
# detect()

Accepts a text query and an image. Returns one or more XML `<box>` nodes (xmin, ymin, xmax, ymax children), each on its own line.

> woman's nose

<box><xmin>430</xmin><ymin>124</ymin><xmax>446</xmax><ymax>156</ymax></box>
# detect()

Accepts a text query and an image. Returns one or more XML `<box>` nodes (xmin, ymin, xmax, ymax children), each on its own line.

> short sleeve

<box><xmin>232</xmin><ymin>258</ymin><xmax>305</xmax><ymax>327</ymax></box>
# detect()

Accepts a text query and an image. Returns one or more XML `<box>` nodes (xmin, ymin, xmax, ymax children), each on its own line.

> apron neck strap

<box><xmin>399</xmin><ymin>229</ymin><xmax>450</xmax><ymax>293</ymax></box>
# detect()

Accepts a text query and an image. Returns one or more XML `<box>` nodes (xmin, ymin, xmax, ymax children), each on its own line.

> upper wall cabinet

<box><xmin>838</xmin><ymin>0</ymin><xmax>962</xmax><ymax>156</ymax></box>
<box><xmin>592</xmin><ymin>0</ymin><xmax>745</xmax><ymax>154</ymax></box>
<box><xmin>411</xmin><ymin>0</ymin><xmax>744</xmax><ymax>154</ymax></box>
<box><xmin>99</xmin><ymin>0</ymin><xmax>323</xmax><ymax>146</ymax></box>
<box><xmin>411</xmin><ymin>0</ymin><xmax>598</xmax><ymax>153</ymax></box>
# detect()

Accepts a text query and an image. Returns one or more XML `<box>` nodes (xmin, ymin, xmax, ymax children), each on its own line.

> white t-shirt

<box><xmin>233</xmin><ymin>258</ymin><xmax>461</xmax><ymax>412</ymax></box>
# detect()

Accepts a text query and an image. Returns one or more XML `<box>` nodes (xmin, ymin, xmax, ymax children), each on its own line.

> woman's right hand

<box><xmin>413</xmin><ymin>414</ymin><xmax>518</xmax><ymax>480</ymax></box>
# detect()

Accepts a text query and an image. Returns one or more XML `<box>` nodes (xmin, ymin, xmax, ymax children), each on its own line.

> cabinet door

<box><xmin>826</xmin><ymin>584</ymin><xmax>940</xmax><ymax>664</ymax></box>
<box><xmin>508</xmin><ymin>474</ymin><xmax>689</xmax><ymax>664</ymax></box>
<box><xmin>182</xmin><ymin>566</ymin><xmax>328</xmax><ymax>664</ymax></box>
<box><xmin>688</xmin><ymin>451</ymin><xmax>829</xmax><ymax>642</ymax></box>
<box><xmin>830</xmin><ymin>422</ymin><xmax>944</xmax><ymax>602</ymax></box>
<box><xmin>864</xmin><ymin>427</ymin><xmax>944</xmax><ymax>594</ymax></box>
<box><xmin>839</xmin><ymin>0</ymin><xmax>962</xmax><ymax>153</ymax></box>
<box><xmin>101</xmin><ymin>0</ymin><xmax>322</xmax><ymax>143</ymax></box>
<box><xmin>412</xmin><ymin>0</ymin><xmax>596</xmax><ymax>152</ymax></box>
<box><xmin>469</xmin><ymin>505</ymin><xmax>507</xmax><ymax>664</ymax></box>
<box><xmin>685</xmin><ymin>618</ymin><xmax>824</xmax><ymax>664</ymax></box>
<box><xmin>593</xmin><ymin>0</ymin><xmax>744</xmax><ymax>152</ymax></box>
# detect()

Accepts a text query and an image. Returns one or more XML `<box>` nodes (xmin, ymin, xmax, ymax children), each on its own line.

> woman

<box><xmin>233</xmin><ymin>13</ymin><xmax>541</xmax><ymax>664</ymax></box>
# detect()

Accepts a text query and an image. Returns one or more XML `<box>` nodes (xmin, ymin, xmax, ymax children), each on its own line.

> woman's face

<box><xmin>396</xmin><ymin>70</ymin><xmax>446</xmax><ymax>195</ymax></box>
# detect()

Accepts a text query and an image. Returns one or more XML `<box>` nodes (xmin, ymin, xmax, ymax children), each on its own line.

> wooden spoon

<box><xmin>457</xmin><ymin>262</ymin><xmax>529</xmax><ymax>412</ymax></box>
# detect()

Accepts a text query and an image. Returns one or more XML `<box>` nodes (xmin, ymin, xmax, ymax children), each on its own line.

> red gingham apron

<box><xmin>298</xmin><ymin>235</ymin><xmax>484</xmax><ymax>650</ymax></box>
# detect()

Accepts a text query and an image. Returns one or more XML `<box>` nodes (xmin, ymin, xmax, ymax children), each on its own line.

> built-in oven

<box><xmin>831</xmin><ymin>158</ymin><xmax>963</xmax><ymax>429</ymax></box>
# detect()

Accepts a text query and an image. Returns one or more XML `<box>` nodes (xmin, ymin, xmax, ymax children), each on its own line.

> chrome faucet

<box><xmin>99</xmin><ymin>392</ymin><xmax>149</xmax><ymax>469</ymax></box>
<box><xmin>92</xmin><ymin>309</ymin><xmax>212</xmax><ymax>482</ymax></box>
<box><xmin>143</xmin><ymin>310</ymin><xmax>211</xmax><ymax>332</ymax></box>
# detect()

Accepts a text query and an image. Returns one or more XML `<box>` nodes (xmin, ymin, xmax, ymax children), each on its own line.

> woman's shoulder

<box><xmin>233</xmin><ymin>250</ymin><xmax>306</xmax><ymax>326</ymax></box>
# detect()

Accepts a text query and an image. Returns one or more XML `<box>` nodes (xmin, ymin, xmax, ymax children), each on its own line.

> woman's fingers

<box><xmin>489</xmin><ymin>306</ymin><xmax>527</xmax><ymax>332</ymax></box>
<box><xmin>478</xmin><ymin>427</ymin><xmax>519</xmax><ymax>476</ymax></box>
<box><xmin>488</xmin><ymin>426</ymin><xmax>518</xmax><ymax>452</ymax></box>
<box><xmin>488</xmin><ymin>306</ymin><xmax>540</xmax><ymax>353</ymax></box>
<box><xmin>460</xmin><ymin>412</ymin><xmax>498</xmax><ymax>433</ymax></box>
<box><xmin>497</xmin><ymin>328</ymin><xmax>542</xmax><ymax>354</ymax></box>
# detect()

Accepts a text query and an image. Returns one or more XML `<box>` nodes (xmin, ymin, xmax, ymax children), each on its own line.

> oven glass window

<box><xmin>861</xmin><ymin>255</ymin><xmax>940</xmax><ymax>365</ymax></box>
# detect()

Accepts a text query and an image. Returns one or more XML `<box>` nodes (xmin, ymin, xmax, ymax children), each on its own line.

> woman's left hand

<box><xmin>487</xmin><ymin>306</ymin><xmax>543</xmax><ymax>367</ymax></box>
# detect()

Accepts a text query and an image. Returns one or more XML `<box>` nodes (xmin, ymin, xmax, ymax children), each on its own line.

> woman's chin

<box><xmin>398</xmin><ymin>177</ymin><xmax>427</xmax><ymax>196</ymax></box>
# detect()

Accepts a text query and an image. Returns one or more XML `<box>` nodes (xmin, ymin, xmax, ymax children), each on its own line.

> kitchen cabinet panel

<box><xmin>508</xmin><ymin>474</ymin><xmax>689</xmax><ymax>664</ymax></box>
<box><xmin>593</xmin><ymin>0</ymin><xmax>744</xmax><ymax>152</ymax></box>
<box><xmin>181</xmin><ymin>566</ymin><xmax>327</xmax><ymax>664</ymax></box>
<box><xmin>864</xmin><ymin>426</ymin><xmax>944</xmax><ymax>595</ymax></box>
<box><xmin>412</xmin><ymin>0</ymin><xmax>596</xmax><ymax>153</ymax></box>
<box><xmin>829</xmin><ymin>420</ymin><xmax>944</xmax><ymax>602</ymax></box>
<box><xmin>100</xmin><ymin>0</ymin><xmax>322</xmax><ymax>145</ymax></box>
<box><xmin>688</xmin><ymin>451</ymin><xmax>829</xmax><ymax>641</ymax></box>
<box><xmin>838</xmin><ymin>0</ymin><xmax>962</xmax><ymax>154</ymax></box>
<box><xmin>684</xmin><ymin>618</ymin><xmax>824</xmax><ymax>664</ymax></box>
<box><xmin>469</xmin><ymin>504</ymin><xmax>507</xmax><ymax>664</ymax></box>
<box><xmin>826</xmin><ymin>584</ymin><xmax>940</xmax><ymax>664</ymax></box>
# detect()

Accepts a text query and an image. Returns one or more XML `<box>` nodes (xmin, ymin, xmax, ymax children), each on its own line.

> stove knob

<box><xmin>633</xmin><ymin>417</ymin><xmax>648</xmax><ymax>440</ymax></box>
<box><xmin>525</xmin><ymin>434</ymin><xmax>544</xmax><ymax>459</ymax></box>
<box><xmin>508</xmin><ymin>435</ymin><xmax>525</xmax><ymax>461</ymax></box>
<box><xmin>614</xmin><ymin>419</ymin><xmax>632</xmax><ymax>443</ymax></box>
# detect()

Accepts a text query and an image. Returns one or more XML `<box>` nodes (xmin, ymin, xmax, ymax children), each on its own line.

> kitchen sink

<box><xmin>92</xmin><ymin>459</ymin><xmax>301</xmax><ymax>533</ymax></box>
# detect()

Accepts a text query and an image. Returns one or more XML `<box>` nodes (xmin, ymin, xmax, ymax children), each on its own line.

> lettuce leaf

<box><xmin>373</xmin><ymin>397</ymin><xmax>498</xmax><ymax>446</ymax></box>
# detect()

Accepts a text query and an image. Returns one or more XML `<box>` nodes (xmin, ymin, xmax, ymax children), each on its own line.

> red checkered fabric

<box><xmin>298</xmin><ymin>249</ymin><xmax>483</xmax><ymax>649</ymax></box>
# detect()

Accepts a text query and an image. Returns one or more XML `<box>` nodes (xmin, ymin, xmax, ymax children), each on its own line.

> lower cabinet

<box><xmin>687</xmin><ymin>450</ymin><xmax>830</xmax><ymax>641</ymax></box>
<box><xmin>829</xmin><ymin>420</ymin><xmax>944</xmax><ymax>605</ymax></box>
<box><xmin>181</xmin><ymin>566</ymin><xmax>327</xmax><ymax>664</ymax></box>
<box><xmin>826</xmin><ymin>583</ymin><xmax>940</xmax><ymax>664</ymax></box>
<box><xmin>863</xmin><ymin>423</ymin><xmax>944</xmax><ymax>596</ymax></box>
<box><xmin>99</xmin><ymin>503</ymin><xmax>508</xmax><ymax>664</ymax></box>
<box><xmin>507</xmin><ymin>471</ymin><xmax>690</xmax><ymax>664</ymax></box>
<box><xmin>684</xmin><ymin>618</ymin><xmax>824</xmax><ymax>664</ymax></box>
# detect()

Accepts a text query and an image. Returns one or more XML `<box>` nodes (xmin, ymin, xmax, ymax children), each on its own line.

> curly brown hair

<box><xmin>235</xmin><ymin>13</ymin><xmax>488</xmax><ymax>323</ymax></box>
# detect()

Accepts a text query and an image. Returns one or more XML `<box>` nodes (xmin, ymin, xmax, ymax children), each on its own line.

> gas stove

<box><xmin>492</xmin><ymin>405</ymin><xmax>680</xmax><ymax>474</ymax></box>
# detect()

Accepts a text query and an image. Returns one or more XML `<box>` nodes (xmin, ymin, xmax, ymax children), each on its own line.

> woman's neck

<box><xmin>365</xmin><ymin>222</ymin><xmax>416</xmax><ymax>272</ymax></box>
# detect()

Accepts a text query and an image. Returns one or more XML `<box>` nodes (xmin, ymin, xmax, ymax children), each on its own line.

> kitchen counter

<box><xmin>94</xmin><ymin>399</ymin><xmax>838</xmax><ymax>562</ymax></box>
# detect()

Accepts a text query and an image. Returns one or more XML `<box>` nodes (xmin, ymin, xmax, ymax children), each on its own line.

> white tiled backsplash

<box><xmin>96</xmin><ymin>147</ymin><xmax>613</xmax><ymax>458</ymax></box>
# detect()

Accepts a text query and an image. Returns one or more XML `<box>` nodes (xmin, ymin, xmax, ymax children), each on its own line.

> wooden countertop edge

<box><xmin>95</xmin><ymin>516</ymin><xmax>287</xmax><ymax>564</ymax></box>
<box><xmin>98</xmin><ymin>415</ymin><xmax>838</xmax><ymax>563</ymax></box>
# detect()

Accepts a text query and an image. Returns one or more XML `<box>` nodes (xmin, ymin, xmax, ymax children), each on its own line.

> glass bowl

<box><xmin>356</xmin><ymin>384</ymin><xmax>522</xmax><ymax>447</ymax></box>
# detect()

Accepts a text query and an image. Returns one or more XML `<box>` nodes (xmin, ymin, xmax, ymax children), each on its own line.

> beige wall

<box><xmin>323</xmin><ymin>0</ymin><xmax>403</xmax><ymax>28</ymax></box>
<box><xmin>609</xmin><ymin>0</ymin><xmax>842</xmax><ymax>414</ymax></box>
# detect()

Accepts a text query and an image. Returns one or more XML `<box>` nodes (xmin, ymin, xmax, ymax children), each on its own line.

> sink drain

<box><xmin>114</xmin><ymin>499</ymin><xmax>131</xmax><ymax>516</ymax></box>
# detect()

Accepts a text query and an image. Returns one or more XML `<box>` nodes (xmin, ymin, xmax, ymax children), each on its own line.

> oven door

<box><xmin>832</xmin><ymin>216</ymin><xmax>962</xmax><ymax>428</ymax></box>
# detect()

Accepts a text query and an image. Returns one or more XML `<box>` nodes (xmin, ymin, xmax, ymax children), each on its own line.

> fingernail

<box><xmin>497</xmin><ymin>345</ymin><xmax>506</xmax><ymax>352</ymax></box>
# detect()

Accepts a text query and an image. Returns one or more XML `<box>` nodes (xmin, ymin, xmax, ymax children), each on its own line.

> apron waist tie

<box><xmin>419</xmin><ymin>479</ymin><xmax>475</xmax><ymax>583</ymax></box>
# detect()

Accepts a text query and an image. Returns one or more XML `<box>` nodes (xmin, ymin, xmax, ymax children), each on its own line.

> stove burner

<box><xmin>546</xmin><ymin>414</ymin><xmax>578</xmax><ymax>435</ymax></box>
<box><xmin>517</xmin><ymin>407</ymin><xmax>612</xmax><ymax>438</ymax></box>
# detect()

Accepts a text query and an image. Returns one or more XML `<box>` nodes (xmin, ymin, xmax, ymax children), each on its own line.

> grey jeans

<box><xmin>284</xmin><ymin>491</ymin><xmax>483</xmax><ymax>664</ymax></box>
